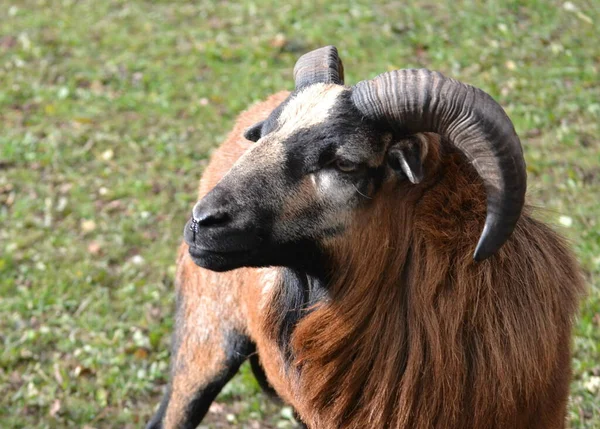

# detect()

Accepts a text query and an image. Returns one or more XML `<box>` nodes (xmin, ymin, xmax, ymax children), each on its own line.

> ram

<box><xmin>147</xmin><ymin>46</ymin><xmax>584</xmax><ymax>429</ymax></box>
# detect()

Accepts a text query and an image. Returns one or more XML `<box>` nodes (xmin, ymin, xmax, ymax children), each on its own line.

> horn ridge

<box><xmin>351</xmin><ymin>69</ymin><xmax>526</xmax><ymax>261</ymax></box>
<box><xmin>293</xmin><ymin>45</ymin><xmax>344</xmax><ymax>89</ymax></box>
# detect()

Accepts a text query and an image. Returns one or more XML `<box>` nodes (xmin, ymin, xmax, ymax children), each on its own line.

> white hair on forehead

<box><xmin>227</xmin><ymin>84</ymin><xmax>345</xmax><ymax>174</ymax></box>
<box><xmin>276</xmin><ymin>83</ymin><xmax>345</xmax><ymax>138</ymax></box>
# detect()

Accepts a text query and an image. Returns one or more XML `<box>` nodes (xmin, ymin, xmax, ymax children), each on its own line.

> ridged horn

<box><xmin>293</xmin><ymin>46</ymin><xmax>344</xmax><ymax>89</ymax></box>
<box><xmin>351</xmin><ymin>69</ymin><xmax>526</xmax><ymax>261</ymax></box>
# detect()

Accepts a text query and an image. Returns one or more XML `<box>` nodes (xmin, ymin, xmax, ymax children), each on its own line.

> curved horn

<box><xmin>351</xmin><ymin>69</ymin><xmax>526</xmax><ymax>261</ymax></box>
<box><xmin>293</xmin><ymin>46</ymin><xmax>344</xmax><ymax>89</ymax></box>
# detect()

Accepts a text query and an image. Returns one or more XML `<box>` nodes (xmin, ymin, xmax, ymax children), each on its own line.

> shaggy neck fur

<box><xmin>265</xmin><ymin>142</ymin><xmax>583</xmax><ymax>429</ymax></box>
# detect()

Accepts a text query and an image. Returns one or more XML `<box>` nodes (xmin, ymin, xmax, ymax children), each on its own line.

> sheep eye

<box><xmin>335</xmin><ymin>159</ymin><xmax>359</xmax><ymax>173</ymax></box>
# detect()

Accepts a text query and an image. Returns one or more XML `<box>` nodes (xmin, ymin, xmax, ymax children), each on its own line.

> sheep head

<box><xmin>184</xmin><ymin>46</ymin><xmax>526</xmax><ymax>272</ymax></box>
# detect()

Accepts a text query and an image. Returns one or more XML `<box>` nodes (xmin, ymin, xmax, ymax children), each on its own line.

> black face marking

<box><xmin>185</xmin><ymin>209</ymin><xmax>327</xmax><ymax>273</ymax></box>
<box><xmin>357</xmin><ymin>165</ymin><xmax>386</xmax><ymax>198</ymax></box>
<box><xmin>282</xmin><ymin>91</ymin><xmax>371</xmax><ymax>181</ymax></box>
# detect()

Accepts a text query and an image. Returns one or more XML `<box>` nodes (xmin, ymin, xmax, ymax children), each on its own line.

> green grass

<box><xmin>1</xmin><ymin>0</ymin><xmax>598</xmax><ymax>427</ymax></box>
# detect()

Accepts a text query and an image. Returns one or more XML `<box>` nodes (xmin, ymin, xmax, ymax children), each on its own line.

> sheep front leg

<box><xmin>147</xmin><ymin>252</ymin><xmax>251</xmax><ymax>429</ymax></box>
<box><xmin>146</xmin><ymin>331</ymin><xmax>252</xmax><ymax>429</ymax></box>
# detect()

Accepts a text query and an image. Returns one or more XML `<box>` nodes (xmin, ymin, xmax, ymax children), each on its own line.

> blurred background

<box><xmin>1</xmin><ymin>0</ymin><xmax>598</xmax><ymax>427</ymax></box>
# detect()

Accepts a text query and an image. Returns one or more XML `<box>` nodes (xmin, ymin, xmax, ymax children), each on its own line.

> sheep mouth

<box><xmin>187</xmin><ymin>245</ymin><xmax>260</xmax><ymax>272</ymax></box>
<box><xmin>188</xmin><ymin>246</ymin><xmax>250</xmax><ymax>257</ymax></box>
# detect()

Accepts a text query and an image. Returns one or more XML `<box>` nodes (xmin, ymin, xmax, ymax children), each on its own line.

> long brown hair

<box><xmin>283</xmin><ymin>141</ymin><xmax>583</xmax><ymax>428</ymax></box>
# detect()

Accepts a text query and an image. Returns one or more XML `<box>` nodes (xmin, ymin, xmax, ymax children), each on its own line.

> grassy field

<box><xmin>1</xmin><ymin>0</ymin><xmax>598</xmax><ymax>427</ymax></box>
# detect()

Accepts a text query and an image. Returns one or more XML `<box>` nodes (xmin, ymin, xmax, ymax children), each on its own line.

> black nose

<box><xmin>192</xmin><ymin>201</ymin><xmax>231</xmax><ymax>227</ymax></box>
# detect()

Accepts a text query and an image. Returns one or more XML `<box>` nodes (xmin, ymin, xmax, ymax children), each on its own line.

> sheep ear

<box><xmin>387</xmin><ymin>139</ymin><xmax>424</xmax><ymax>184</ymax></box>
<box><xmin>243</xmin><ymin>120</ymin><xmax>265</xmax><ymax>142</ymax></box>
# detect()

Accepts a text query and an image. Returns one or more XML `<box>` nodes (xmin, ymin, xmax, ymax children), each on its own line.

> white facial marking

<box><xmin>316</xmin><ymin>169</ymin><xmax>335</xmax><ymax>193</ymax></box>
<box><xmin>314</xmin><ymin>169</ymin><xmax>356</xmax><ymax>204</ymax></box>
<box><xmin>276</xmin><ymin>83</ymin><xmax>345</xmax><ymax>138</ymax></box>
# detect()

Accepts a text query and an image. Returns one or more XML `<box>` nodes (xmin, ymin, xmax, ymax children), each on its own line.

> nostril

<box><xmin>192</xmin><ymin>202</ymin><xmax>231</xmax><ymax>227</ymax></box>
<box><xmin>194</xmin><ymin>210</ymin><xmax>230</xmax><ymax>226</ymax></box>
